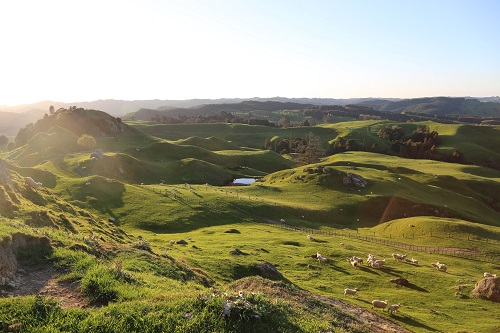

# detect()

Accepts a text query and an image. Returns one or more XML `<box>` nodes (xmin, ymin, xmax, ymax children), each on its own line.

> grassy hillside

<box><xmin>2</xmin><ymin>112</ymin><xmax>500</xmax><ymax>333</ymax></box>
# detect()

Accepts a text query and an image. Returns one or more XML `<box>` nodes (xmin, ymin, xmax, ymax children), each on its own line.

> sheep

<box><xmin>346</xmin><ymin>257</ymin><xmax>358</xmax><ymax>269</ymax></box>
<box><xmin>367</xmin><ymin>254</ymin><xmax>376</xmax><ymax>265</ymax></box>
<box><xmin>280</xmin><ymin>219</ymin><xmax>285</xmax><ymax>224</ymax></box>
<box><xmin>411</xmin><ymin>258</ymin><xmax>419</xmax><ymax>265</ymax></box>
<box><xmin>484</xmin><ymin>272</ymin><xmax>497</xmax><ymax>278</ymax></box>
<box><xmin>388</xmin><ymin>304</ymin><xmax>401</xmax><ymax>314</ymax></box>
<box><xmin>317</xmin><ymin>252</ymin><xmax>328</xmax><ymax>264</ymax></box>
<box><xmin>24</xmin><ymin>177</ymin><xmax>42</xmax><ymax>190</ymax></box>
<box><xmin>307</xmin><ymin>235</ymin><xmax>315</xmax><ymax>241</ymax></box>
<box><xmin>371</xmin><ymin>300</ymin><xmax>388</xmax><ymax>311</ymax></box>
<box><xmin>403</xmin><ymin>258</ymin><xmax>413</xmax><ymax>263</ymax></box>
<box><xmin>169</xmin><ymin>240</ymin><xmax>175</xmax><ymax>245</ymax></box>
<box><xmin>392</xmin><ymin>253</ymin><xmax>407</xmax><ymax>261</ymax></box>
<box><xmin>432</xmin><ymin>262</ymin><xmax>447</xmax><ymax>272</ymax></box>
<box><xmin>352</xmin><ymin>256</ymin><xmax>363</xmax><ymax>265</ymax></box>
<box><xmin>371</xmin><ymin>259</ymin><xmax>386</xmax><ymax>268</ymax></box>
<box><xmin>344</xmin><ymin>288</ymin><xmax>358</xmax><ymax>297</ymax></box>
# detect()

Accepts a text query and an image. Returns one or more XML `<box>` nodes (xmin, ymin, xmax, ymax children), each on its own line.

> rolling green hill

<box><xmin>1</xmin><ymin>109</ymin><xmax>500</xmax><ymax>333</ymax></box>
<box><xmin>355</xmin><ymin>97</ymin><xmax>500</xmax><ymax>117</ymax></box>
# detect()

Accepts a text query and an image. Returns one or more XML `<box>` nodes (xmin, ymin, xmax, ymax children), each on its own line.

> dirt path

<box><xmin>1</xmin><ymin>263</ymin><xmax>87</xmax><ymax>309</ymax></box>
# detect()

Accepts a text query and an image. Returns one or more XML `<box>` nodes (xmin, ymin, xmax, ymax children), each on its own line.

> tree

<box><xmin>49</xmin><ymin>105</ymin><xmax>55</xmax><ymax>115</ymax></box>
<box><xmin>77</xmin><ymin>134</ymin><xmax>96</xmax><ymax>150</ymax></box>
<box><xmin>0</xmin><ymin>135</ymin><xmax>8</xmax><ymax>146</ymax></box>
<box><xmin>278</xmin><ymin>117</ymin><xmax>291</xmax><ymax>128</ymax></box>
<box><xmin>296</xmin><ymin>132</ymin><xmax>325</xmax><ymax>165</ymax></box>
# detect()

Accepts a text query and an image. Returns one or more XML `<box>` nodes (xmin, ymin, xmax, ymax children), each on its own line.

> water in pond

<box><xmin>232</xmin><ymin>178</ymin><xmax>256</xmax><ymax>185</ymax></box>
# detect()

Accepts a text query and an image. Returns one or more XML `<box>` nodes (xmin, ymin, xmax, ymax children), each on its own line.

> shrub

<box><xmin>81</xmin><ymin>265</ymin><xmax>119</xmax><ymax>304</ymax></box>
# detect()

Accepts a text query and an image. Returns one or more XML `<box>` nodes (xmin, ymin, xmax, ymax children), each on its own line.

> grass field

<box><xmin>1</xmin><ymin>117</ymin><xmax>500</xmax><ymax>333</ymax></box>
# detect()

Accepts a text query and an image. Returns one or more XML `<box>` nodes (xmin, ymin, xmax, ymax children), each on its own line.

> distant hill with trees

<box><xmin>354</xmin><ymin>97</ymin><xmax>500</xmax><ymax>117</ymax></box>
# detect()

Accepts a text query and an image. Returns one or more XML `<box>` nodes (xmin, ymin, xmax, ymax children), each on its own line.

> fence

<box><xmin>142</xmin><ymin>184</ymin><xmax>497</xmax><ymax>263</ymax></box>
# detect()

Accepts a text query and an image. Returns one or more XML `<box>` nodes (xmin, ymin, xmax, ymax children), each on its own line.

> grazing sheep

<box><xmin>346</xmin><ymin>257</ymin><xmax>358</xmax><ymax>269</ymax></box>
<box><xmin>307</xmin><ymin>235</ymin><xmax>315</xmax><ymax>241</ymax></box>
<box><xmin>367</xmin><ymin>254</ymin><xmax>376</xmax><ymax>265</ymax></box>
<box><xmin>403</xmin><ymin>258</ymin><xmax>413</xmax><ymax>263</ymax></box>
<box><xmin>371</xmin><ymin>259</ymin><xmax>386</xmax><ymax>268</ymax></box>
<box><xmin>484</xmin><ymin>272</ymin><xmax>497</xmax><ymax>278</ymax></box>
<box><xmin>411</xmin><ymin>258</ymin><xmax>419</xmax><ymax>265</ymax></box>
<box><xmin>371</xmin><ymin>300</ymin><xmax>388</xmax><ymax>311</ymax></box>
<box><xmin>169</xmin><ymin>240</ymin><xmax>175</xmax><ymax>245</ymax></box>
<box><xmin>352</xmin><ymin>256</ymin><xmax>363</xmax><ymax>265</ymax></box>
<box><xmin>24</xmin><ymin>177</ymin><xmax>42</xmax><ymax>190</ymax></box>
<box><xmin>432</xmin><ymin>262</ymin><xmax>447</xmax><ymax>272</ymax></box>
<box><xmin>317</xmin><ymin>252</ymin><xmax>328</xmax><ymax>264</ymax></box>
<box><xmin>392</xmin><ymin>253</ymin><xmax>407</xmax><ymax>261</ymax></box>
<box><xmin>388</xmin><ymin>304</ymin><xmax>401</xmax><ymax>314</ymax></box>
<box><xmin>280</xmin><ymin>219</ymin><xmax>285</xmax><ymax>224</ymax></box>
<box><xmin>344</xmin><ymin>288</ymin><xmax>358</xmax><ymax>297</ymax></box>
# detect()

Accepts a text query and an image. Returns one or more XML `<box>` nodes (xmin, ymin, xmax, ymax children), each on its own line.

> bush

<box><xmin>80</xmin><ymin>266</ymin><xmax>119</xmax><ymax>304</ymax></box>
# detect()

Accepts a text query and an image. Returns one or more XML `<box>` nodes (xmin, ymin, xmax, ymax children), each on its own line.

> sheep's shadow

<box><xmin>398</xmin><ymin>315</ymin><xmax>439</xmax><ymax>332</ymax></box>
<box><xmin>405</xmin><ymin>283</ymin><xmax>429</xmax><ymax>293</ymax></box>
<box><xmin>357</xmin><ymin>266</ymin><xmax>380</xmax><ymax>275</ymax></box>
<box><xmin>379</xmin><ymin>266</ymin><xmax>405</xmax><ymax>277</ymax></box>
<box><xmin>312</xmin><ymin>238</ymin><xmax>328</xmax><ymax>243</ymax></box>
<box><xmin>328</xmin><ymin>264</ymin><xmax>351</xmax><ymax>275</ymax></box>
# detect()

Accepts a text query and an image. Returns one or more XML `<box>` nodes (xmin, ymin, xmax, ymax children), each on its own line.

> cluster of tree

<box><xmin>377</xmin><ymin>125</ymin><xmax>440</xmax><ymax>159</ymax></box>
<box><xmin>264</xmin><ymin>133</ymin><xmax>325</xmax><ymax>165</ymax></box>
<box><xmin>150</xmin><ymin>111</ymin><xmax>276</xmax><ymax>127</ymax></box>
<box><xmin>15</xmin><ymin>106</ymin><xmax>125</xmax><ymax>148</ymax></box>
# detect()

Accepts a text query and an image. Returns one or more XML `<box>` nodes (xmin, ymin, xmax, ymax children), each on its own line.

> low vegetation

<box><xmin>1</xmin><ymin>108</ymin><xmax>499</xmax><ymax>332</ymax></box>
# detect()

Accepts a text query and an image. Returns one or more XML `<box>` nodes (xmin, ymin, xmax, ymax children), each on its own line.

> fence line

<box><xmin>141</xmin><ymin>185</ymin><xmax>496</xmax><ymax>263</ymax></box>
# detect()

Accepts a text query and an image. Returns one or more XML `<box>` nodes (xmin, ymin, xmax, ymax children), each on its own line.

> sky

<box><xmin>1</xmin><ymin>0</ymin><xmax>499</xmax><ymax>105</ymax></box>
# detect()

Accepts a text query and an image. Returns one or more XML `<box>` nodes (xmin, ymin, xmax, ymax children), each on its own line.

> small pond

<box><xmin>231</xmin><ymin>178</ymin><xmax>256</xmax><ymax>185</ymax></box>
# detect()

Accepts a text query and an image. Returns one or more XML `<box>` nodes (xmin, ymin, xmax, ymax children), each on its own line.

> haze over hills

<box><xmin>1</xmin><ymin>96</ymin><xmax>499</xmax><ymax>132</ymax></box>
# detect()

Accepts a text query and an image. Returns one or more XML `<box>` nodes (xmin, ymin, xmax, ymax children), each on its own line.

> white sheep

<box><xmin>346</xmin><ymin>257</ymin><xmax>358</xmax><ymax>269</ymax></box>
<box><xmin>432</xmin><ymin>262</ymin><xmax>447</xmax><ymax>272</ymax></box>
<box><xmin>169</xmin><ymin>240</ymin><xmax>175</xmax><ymax>245</ymax></box>
<box><xmin>344</xmin><ymin>288</ymin><xmax>358</xmax><ymax>297</ymax></box>
<box><xmin>392</xmin><ymin>253</ymin><xmax>407</xmax><ymax>261</ymax></box>
<box><xmin>307</xmin><ymin>235</ymin><xmax>315</xmax><ymax>241</ymax></box>
<box><xmin>24</xmin><ymin>177</ymin><xmax>42</xmax><ymax>190</ymax></box>
<box><xmin>388</xmin><ymin>303</ymin><xmax>401</xmax><ymax>314</ymax></box>
<box><xmin>317</xmin><ymin>252</ymin><xmax>328</xmax><ymax>264</ymax></box>
<box><xmin>371</xmin><ymin>259</ymin><xmax>386</xmax><ymax>268</ymax></box>
<box><xmin>371</xmin><ymin>300</ymin><xmax>388</xmax><ymax>311</ymax></box>
<box><xmin>280</xmin><ymin>219</ymin><xmax>285</xmax><ymax>224</ymax></box>
<box><xmin>352</xmin><ymin>256</ymin><xmax>363</xmax><ymax>265</ymax></box>
<box><xmin>484</xmin><ymin>272</ymin><xmax>497</xmax><ymax>278</ymax></box>
<box><xmin>411</xmin><ymin>258</ymin><xmax>418</xmax><ymax>265</ymax></box>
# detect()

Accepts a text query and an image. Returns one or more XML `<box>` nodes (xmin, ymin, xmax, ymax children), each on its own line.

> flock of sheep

<box><xmin>308</xmin><ymin>234</ymin><xmax>467</xmax><ymax>316</ymax></box>
<box><xmin>309</xmin><ymin>234</ymin><xmax>498</xmax><ymax>318</ymax></box>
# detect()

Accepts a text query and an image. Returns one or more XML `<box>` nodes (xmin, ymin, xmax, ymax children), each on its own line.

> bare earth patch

<box><xmin>1</xmin><ymin>263</ymin><xmax>87</xmax><ymax>309</ymax></box>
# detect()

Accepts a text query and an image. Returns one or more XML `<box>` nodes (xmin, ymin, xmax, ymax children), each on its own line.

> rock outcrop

<box><xmin>472</xmin><ymin>277</ymin><xmax>500</xmax><ymax>302</ymax></box>
<box><xmin>342</xmin><ymin>173</ymin><xmax>368</xmax><ymax>187</ymax></box>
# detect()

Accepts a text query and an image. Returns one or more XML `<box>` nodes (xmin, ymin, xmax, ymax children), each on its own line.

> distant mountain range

<box><xmin>1</xmin><ymin>96</ymin><xmax>499</xmax><ymax>136</ymax></box>
<box><xmin>353</xmin><ymin>97</ymin><xmax>500</xmax><ymax>116</ymax></box>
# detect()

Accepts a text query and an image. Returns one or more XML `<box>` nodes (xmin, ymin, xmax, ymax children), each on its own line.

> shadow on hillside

<box><xmin>357</xmin><ymin>266</ymin><xmax>380</xmax><ymax>275</ymax></box>
<box><xmin>399</xmin><ymin>315</ymin><xmax>439</xmax><ymax>332</ymax></box>
<box><xmin>379</xmin><ymin>266</ymin><xmax>405</xmax><ymax>277</ymax></box>
<box><xmin>328</xmin><ymin>265</ymin><xmax>351</xmax><ymax>275</ymax></box>
<box><xmin>401</xmin><ymin>283</ymin><xmax>429</xmax><ymax>293</ymax></box>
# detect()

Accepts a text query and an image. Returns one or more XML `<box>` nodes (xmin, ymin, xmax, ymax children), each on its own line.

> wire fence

<box><xmin>142</xmin><ymin>184</ymin><xmax>497</xmax><ymax>263</ymax></box>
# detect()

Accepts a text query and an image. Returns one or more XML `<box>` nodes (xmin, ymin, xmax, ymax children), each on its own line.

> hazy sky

<box><xmin>1</xmin><ymin>0</ymin><xmax>499</xmax><ymax>105</ymax></box>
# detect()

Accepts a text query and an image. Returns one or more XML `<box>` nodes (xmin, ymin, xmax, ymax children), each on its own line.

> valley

<box><xmin>0</xmin><ymin>106</ymin><xmax>499</xmax><ymax>332</ymax></box>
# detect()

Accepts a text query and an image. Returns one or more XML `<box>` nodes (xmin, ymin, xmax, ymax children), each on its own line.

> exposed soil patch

<box><xmin>1</xmin><ymin>263</ymin><xmax>87</xmax><ymax>309</ymax></box>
